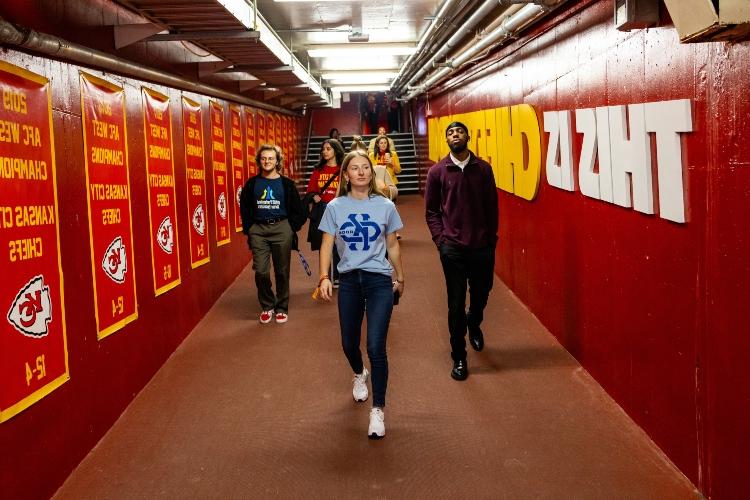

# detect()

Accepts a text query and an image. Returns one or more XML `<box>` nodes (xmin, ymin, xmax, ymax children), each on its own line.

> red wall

<box><xmin>0</xmin><ymin>47</ymin><xmax>300</xmax><ymax>499</ymax></box>
<box><xmin>416</xmin><ymin>1</ymin><xmax>750</xmax><ymax>498</ymax></box>
<box><xmin>310</xmin><ymin>96</ymin><xmax>362</xmax><ymax>136</ymax></box>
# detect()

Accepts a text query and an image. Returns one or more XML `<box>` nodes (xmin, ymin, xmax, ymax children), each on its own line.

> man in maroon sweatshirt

<box><xmin>425</xmin><ymin>121</ymin><xmax>498</xmax><ymax>381</ymax></box>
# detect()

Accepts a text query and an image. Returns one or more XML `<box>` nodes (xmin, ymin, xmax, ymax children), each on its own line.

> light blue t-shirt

<box><xmin>319</xmin><ymin>194</ymin><xmax>403</xmax><ymax>276</ymax></box>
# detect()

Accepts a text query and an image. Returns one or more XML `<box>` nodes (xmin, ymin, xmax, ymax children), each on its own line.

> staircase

<box><xmin>298</xmin><ymin>132</ymin><xmax>420</xmax><ymax>195</ymax></box>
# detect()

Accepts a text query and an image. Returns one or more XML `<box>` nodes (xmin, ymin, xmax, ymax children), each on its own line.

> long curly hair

<box><xmin>315</xmin><ymin>138</ymin><xmax>345</xmax><ymax>169</ymax></box>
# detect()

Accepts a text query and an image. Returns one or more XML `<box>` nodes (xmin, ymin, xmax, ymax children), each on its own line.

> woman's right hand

<box><xmin>319</xmin><ymin>278</ymin><xmax>333</xmax><ymax>301</ymax></box>
<box><xmin>313</xmin><ymin>194</ymin><xmax>321</xmax><ymax>203</ymax></box>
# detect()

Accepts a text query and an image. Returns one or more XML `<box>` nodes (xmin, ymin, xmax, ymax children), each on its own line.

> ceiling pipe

<box><xmin>396</xmin><ymin>0</ymin><xmax>502</xmax><ymax>95</ymax></box>
<box><xmin>405</xmin><ymin>3</ymin><xmax>555</xmax><ymax>100</ymax></box>
<box><xmin>391</xmin><ymin>0</ymin><xmax>459</xmax><ymax>90</ymax></box>
<box><xmin>0</xmin><ymin>17</ymin><xmax>300</xmax><ymax>115</ymax></box>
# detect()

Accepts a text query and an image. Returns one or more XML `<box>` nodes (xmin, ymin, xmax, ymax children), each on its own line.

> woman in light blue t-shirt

<box><xmin>318</xmin><ymin>151</ymin><xmax>405</xmax><ymax>440</ymax></box>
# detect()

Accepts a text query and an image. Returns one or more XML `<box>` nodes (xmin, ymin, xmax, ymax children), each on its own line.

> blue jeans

<box><xmin>338</xmin><ymin>270</ymin><xmax>393</xmax><ymax>407</ymax></box>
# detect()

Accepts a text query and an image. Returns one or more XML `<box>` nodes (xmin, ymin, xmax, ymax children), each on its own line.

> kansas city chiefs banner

<box><xmin>210</xmin><ymin>101</ymin><xmax>230</xmax><ymax>246</ymax></box>
<box><xmin>266</xmin><ymin>112</ymin><xmax>275</xmax><ymax>145</ymax></box>
<box><xmin>0</xmin><ymin>62</ymin><xmax>69</xmax><ymax>422</ymax></box>
<box><xmin>142</xmin><ymin>88</ymin><xmax>181</xmax><ymax>295</ymax></box>
<box><xmin>80</xmin><ymin>72</ymin><xmax>138</xmax><ymax>340</ymax></box>
<box><xmin>245</xmin><ymin>107</ymin><xmax>257</xmax><ymax>177</ymax></box>
<box><xmin>181</xmin><ymin>96</ymin><xmax>210</xmax><ymax>268</ymax></box>
<box><xmin>229</xmin><ymin>105</ymin><xmax>244</xmax><ymax>233</ymax></box>
<box><xmin>257</xmin><ymin>109</ymin><xmax>266</xmax><ymax>146</ymax></box>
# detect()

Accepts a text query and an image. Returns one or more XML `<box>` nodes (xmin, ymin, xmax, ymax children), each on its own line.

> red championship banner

<box><xmin>79</xmin><ymin>72</ymin><xmax>138</xmax><ymax>340</ymax></box>
<box><xmin>245</xmin><ymin>107</ymin><xmax>257</xmax><ymax>177</ymax></box>
<box><xmin>229</xmin><ymin>105</ymin><xmax>244</xmax><ymax>233</ymax></box>
<box><xmin>181</xmin><ymin>97</ymin><xmax>210</xmax><ymax>268</ymax></box>
<box><xmin>257</xmin><ymin>110</ymin><xmax>266</xmax><ymax>145</ymax></box>
<box><xmin>266</xmin><ymin>112</ymin><xmax>275</xmax><ymax>145</ymax></box>
<box><xmin>273</xmin><ymin>114</ymin><xmax>286</xmax><ymax>150</ymax></box>
<box><xmin>210</xmin><ymin>101</ymin><xmax>230</xmax><ymax>246</ymax></box>
<box><xmin>142</xmin><ymin>88</ymin><xmax>181</xmax><ymax>295</ymax></box>
<box><xmin>0</xmin><ymin>62</ymin><xmax>69</xmax><ymax>422</ymax></box>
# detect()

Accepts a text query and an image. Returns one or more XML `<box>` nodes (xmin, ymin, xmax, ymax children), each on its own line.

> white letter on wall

<box><xmin>544</xmin><ymin>110</ymin><xmax>574</xmax><ymax>191</ymax></box>
<box><xmin>645</xmin><ymin>99</ymin><xmax>692</xmax><ymax>223</ymax></box>
<box><xmin>595</xmin><ymin>107</ymin><xmax>613</xmax><ymax>203</ymax></box>
<box><xmin>576</xmin><ymin>108</ymin><xmax>599</xmax><ymax>199</ymax></box>
<box><xmin>543</xmin><ymin>111</ymin><xmax>561</xmax><ymax>189</ymax></box>
<box><xmin>608</xmin><ymin>104</ymin><xmax>653</xmax><ymax>214</ymax></box>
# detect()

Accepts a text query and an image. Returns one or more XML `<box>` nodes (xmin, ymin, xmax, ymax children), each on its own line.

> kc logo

<box><xmin>340</xmin><ymin>213</ymin><xmax>381</xmax><ymax>251</ymax></box>
<box><xmin>157</xmin><ymin>216</ymin><xmax>174</xmax><ymax>254</ymax></box>
<box><xmin>192</xmin><ymin>204</ymin><xmax>205</xmax><ymax>236</ymax></box>
<box><xmin>217</xmin><ymin>191</ymin><xmax>227</xmax><ymax>220</ymax></box>
<box><xmin>102</xmin><ymin>236</ymin><xmax>127</xmax><ymax>283</ymax></box>
<box><xmin>7</xmin><ymin>275</ymin><xmax>53</xmax><ymax>338</ymax></box>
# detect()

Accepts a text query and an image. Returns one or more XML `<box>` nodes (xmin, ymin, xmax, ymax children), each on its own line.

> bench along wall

<box><xmin>417</xmin><ymin>1</ymin><xmax>749</xmax><ymax>498</ymax></box>
<box><xmin>0</xmin><ymin>47</ymin><xmax>303</xmax><ymax>499</ymax></box>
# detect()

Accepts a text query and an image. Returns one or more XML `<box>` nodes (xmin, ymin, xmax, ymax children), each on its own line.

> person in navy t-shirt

<box><xmin>239</xmin><ymin>144</ymin><xmax>305</xmax><ymax>324</ymax></box>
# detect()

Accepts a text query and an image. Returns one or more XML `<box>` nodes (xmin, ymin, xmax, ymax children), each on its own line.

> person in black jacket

<box><xmin>240</xmin><ymin>144</ymin><xmax>306</xmax><ymax>324</ymax></box>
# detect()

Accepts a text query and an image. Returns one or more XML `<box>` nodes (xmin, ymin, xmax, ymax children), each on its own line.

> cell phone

<box><xmin>393</xmin><ymin>289</ymin><xmax>400</xmax><ymax>305</ymax></box>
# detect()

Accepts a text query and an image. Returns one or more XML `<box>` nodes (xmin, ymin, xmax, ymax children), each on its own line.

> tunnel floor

<box><xmin>54</xmin><ymin>195</ymin><xmax>697</xmax><ymax>499</ymax></box>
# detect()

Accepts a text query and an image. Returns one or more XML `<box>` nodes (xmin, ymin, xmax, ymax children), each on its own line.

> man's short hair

<box><xmin>445</xmin><ymin>121</ymin><xmax>469</xmax><ymax>136</ymax></box>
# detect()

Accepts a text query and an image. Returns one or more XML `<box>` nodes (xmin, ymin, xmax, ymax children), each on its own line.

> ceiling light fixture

<box><xmin>330</xmin><ymin>85</ymin><xmax>391</xmax><ymax>93</ymax></box>
<box><xmin>321</xmin><ymin>71</ymin><xmax>400</xmax><ymax>79</ymax></box>
<box><xmin>308</xmin><ymin>45</ymin><xmax>417</xmax><ymax>58</ymax></box>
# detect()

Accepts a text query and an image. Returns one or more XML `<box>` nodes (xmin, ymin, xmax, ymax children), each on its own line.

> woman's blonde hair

<box><xmin>336</xmin><ymin>151</ymin><xmax>386</xmax><ymax>198</ymax></box>
<box><xmin>255</xmin><ymin>143</ymin><xmax>284</xmax><ymax>172</ymax></box>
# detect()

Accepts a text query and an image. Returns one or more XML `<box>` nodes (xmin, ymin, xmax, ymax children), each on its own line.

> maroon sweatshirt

<box><xmin>424</xmin><ymin>152</ymin><xmax>498</xmax><ymax>249</ymax></box>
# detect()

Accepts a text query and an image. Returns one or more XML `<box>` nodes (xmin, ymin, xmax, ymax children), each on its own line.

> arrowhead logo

<box><xmin>7</xmin><ymin>275</ymin><xmax>53</xmax><ymax>338</ymax></box>
<box><xmin>157</xmin><ymin>216</ymin><xmax>174</xmax><ymax>254</ymax></box>
<box><xmin>192</xmin><ymin>204</ymin><xmax>206</xmax><ymax>236</ymax></box>
<box><xmin>217</xmin><ymin>192</ymin><xmax>227</xmax><ymax>220</ymax></box>
<box><xmin>102</xmin><ymin>235</ymin><xmax>127</xmax><ymax>283</ymax></box>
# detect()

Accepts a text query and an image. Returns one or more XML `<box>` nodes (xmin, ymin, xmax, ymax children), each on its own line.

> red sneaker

<box><xmin>259</xmin><ymin>310</ymin><xmax>274</xmax><ymax>324</ymax></box>
<box><xmin>275</xmin><ymin>312</ymin><xmax>288</xmax><ymax>323</ymax></box>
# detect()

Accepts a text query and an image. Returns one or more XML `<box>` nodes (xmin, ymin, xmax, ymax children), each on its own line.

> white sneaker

<box><xmin>368</xmin><ymin>407</ymin><xmax>385</xmax><ymax>439</ymax></box>
<box><xmin>352</xmin><ymin>367</ymin><xmax>369</xmax><ymax>402</ymax></box>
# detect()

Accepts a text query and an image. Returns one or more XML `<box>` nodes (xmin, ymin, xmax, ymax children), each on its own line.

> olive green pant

<box><xmin>248</xmin><ymin>220</ymin><xmax>293</xmax><ymax>313</ymax></box>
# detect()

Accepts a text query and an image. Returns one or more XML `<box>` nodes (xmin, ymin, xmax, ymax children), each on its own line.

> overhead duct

<box><xmin>0</xmin><ymin>17</ymin><xmax>297</xmax><ymax>115</ymax></box>
<box><xmin>396</xmin><ymin>0</ymin><xmax>502</xmax><ymax>95</ymax></box>
<box><xmin>404</xmin><ymin>2</ymin><xmax>561</xmax><ymax>100</ymax></box>
<box><xmin>391</xmin><ymin>0</ymin><xmax>459</xmax><ymax>91</ymax></box>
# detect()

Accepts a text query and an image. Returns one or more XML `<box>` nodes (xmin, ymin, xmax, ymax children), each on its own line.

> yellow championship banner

<box><xmin>80</xmin><ymin>72</ymin><xmax>138</xmax><ymax>340</ymax></box>
<box><xmin>142</xmin><ymin>88</ymin><xmax>181</xmax><ymax>295</ymax></box>
<box><xmin>0</xmin><ymin>61</ymin><xmax>69</xmax><ymax>422</ymax></box>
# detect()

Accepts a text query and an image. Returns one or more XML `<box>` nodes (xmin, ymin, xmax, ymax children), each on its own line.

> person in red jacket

<box><xmin>306</xmin><ymin>138</ymin><xmax>345</xmax><ymax>282</ymax></box>
<box><xmin>424</xmin><ymin>121</ymin><xmax>498</xmax><ymax>381</ymax></box>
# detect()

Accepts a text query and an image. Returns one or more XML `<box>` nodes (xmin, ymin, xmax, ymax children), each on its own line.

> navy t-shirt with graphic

<box><xmin>253</xmin><ymin>177</ymin><xmax>287</xmax><ymax>220</ymax></box>
<box><xmin>319</xmin><ymin>194</ymin><xmax>403</xmax><ymax>276</ymax></box>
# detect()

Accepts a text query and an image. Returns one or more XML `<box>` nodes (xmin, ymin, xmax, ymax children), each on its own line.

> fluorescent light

<box><xmin>308</xmin><ymin>46</ymin><xmax>416</xmax><ymax>58</ymax></box>
<box><xmin>330</xmin><ymin>85</ymin><xmax>390</xmax><ymax>93</ymax></box>
<box><xmin>328</xmin><ymin>77</ymin><xmax>393</xmax><ymax>85</ymax></box>
<box><xmin>321</xmin><ymin>71</ymin><xmax>399</xmax><ymax>80</ymax></box>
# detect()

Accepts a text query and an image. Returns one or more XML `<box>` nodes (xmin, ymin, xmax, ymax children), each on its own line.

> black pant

<box><xmin>438</xmin><ymin>244</ymin><xmax>495</xmax><ymax>361</ymax></box>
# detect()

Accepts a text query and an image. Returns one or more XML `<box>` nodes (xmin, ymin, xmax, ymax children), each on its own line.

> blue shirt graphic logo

<box><xmin>340</xmin><ymin>213</ymin><xmax>381</xmax><ymax>251</ymax></box>
<box><xmin>261</xmin><ymin>187</ymin><xmax>276</xmax><ymax>200</ymax></box>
